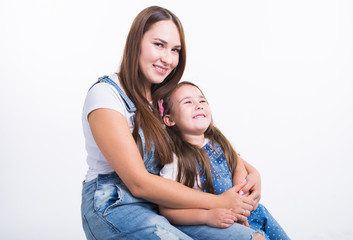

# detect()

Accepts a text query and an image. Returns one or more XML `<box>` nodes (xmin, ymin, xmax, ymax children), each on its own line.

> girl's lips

<box><xmin>193</xmin><ymin>114</ymin><xmax>206</xmax><ymax>119</ymax></box>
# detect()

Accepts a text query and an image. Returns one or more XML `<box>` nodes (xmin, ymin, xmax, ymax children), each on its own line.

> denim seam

<box><xmin>82</xmin><ymin>214</ymin><xmax>98</xmax><ymax>240</ymax></box>
<box><xmin>92</xmin><ymin>207</ymin><xmax>121</xmax><ymax>234</ymax></box>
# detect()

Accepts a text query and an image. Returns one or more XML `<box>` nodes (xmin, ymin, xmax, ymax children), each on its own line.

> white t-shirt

<box><xmin>159</xmin><ymin>139</ymin><xmax>210</xmax><ymax>191</ymax></box>
<box><xmin>82</xmin><ymin>73</ymin><xmax>135</xmax><ymax>181</ymax></box>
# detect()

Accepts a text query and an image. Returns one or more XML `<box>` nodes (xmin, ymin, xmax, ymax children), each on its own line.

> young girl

<box><xmin>159</xmin><ymin>82</ymin><xmax>290</xmax><ymax>240</ymax></box>
<box><xmin>81</xmin><ymin>5</ymin><xmax>266</xmax><ymax>240</ymax></box>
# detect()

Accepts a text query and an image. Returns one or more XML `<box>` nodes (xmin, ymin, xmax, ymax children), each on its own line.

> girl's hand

<box><xmin>205</xmin><ymin>208</ymin><xmax>237</xmax><ymax>228</ymax></box>
<box><xmin>219</xmin><ymin>181</ymin><xmax>254</xmax><ymax>222</ymax></box>
<box><xmin>241</xmin><ymin>172</ymin><xmax>261</xmax><ymax>210</ymax></box>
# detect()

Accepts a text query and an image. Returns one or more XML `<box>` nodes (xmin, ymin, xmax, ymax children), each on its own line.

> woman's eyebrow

<box><xmin>154</xmin><ymin>38</ymin><xmax>181</xmax><ymax>48</ymax></box>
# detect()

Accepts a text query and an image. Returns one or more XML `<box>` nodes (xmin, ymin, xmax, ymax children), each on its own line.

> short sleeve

<box><xmin>160</xmin><ymin>154</ymin><xmax>179</xmax><ymax>181</ymax></box>
<box><xmin>83</xmin><ymin>82</ymin><xmax>126</xmax><ymax>121</ymax></box>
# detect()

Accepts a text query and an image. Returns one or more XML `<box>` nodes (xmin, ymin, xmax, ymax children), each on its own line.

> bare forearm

<box><xmin>89</xmin><ymin>109</ymin><xmax>223</xmax><ymax>210</ymax></box>
<box><xmin>132</xmin><ymin>172</ymin><xmax>220</xmax><ymax>209</ymax></box>
<box><xmin>243</xmin><ymin>159</ymin><xmax>260</xmax><ymax>177</ymax></box>
<box><xmin>233</xmin><ymin>156</ymin><xmax>248</xmax><ymax>185</ymax></box>
<box><xmin>159</xmin><ymin>206</ymin><xmax>208</xmax><ymax>225</ymax></box>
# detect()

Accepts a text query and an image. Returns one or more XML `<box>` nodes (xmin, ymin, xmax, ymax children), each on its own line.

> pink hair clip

<box><xmin>158</xmin><ymin>99</ymin><xmax>164</xmax><ymax>117</ymax></box>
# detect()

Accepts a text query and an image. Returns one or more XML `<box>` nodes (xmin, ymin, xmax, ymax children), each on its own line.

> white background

<box><xmin>1</xmin><ymin>0</ymin><xmax>352</xmax><ymax>239</ymax></box>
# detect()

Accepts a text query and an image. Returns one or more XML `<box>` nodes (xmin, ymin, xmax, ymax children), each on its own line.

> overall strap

<box><xmin>89</xmin><ymin>75</ymin><xmax>136</xmax><ymax>113</ymax></box>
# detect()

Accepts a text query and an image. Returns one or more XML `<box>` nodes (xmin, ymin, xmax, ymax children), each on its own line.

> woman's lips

<box><xmin>153</xmin><ymin>64</ymin><xmax>168</xmax><ymax>74</ymax></box>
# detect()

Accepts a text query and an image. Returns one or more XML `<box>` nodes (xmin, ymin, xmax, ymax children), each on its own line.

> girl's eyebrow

<box><xmin>178</xmin><ymin>96</ymin><xmax>191</xmax><ymax>103</ymax></box>
<box><xmin>154</xmin><ymin>38</ymin><xmax>181</xmax><ymax>48</ymax></box>
<box><xmin>178</xmin><ymin>95</ymin><xmax>204</xmax><ymax>103</ymax></box>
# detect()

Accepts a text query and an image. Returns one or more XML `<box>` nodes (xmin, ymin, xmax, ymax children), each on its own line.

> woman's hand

<box><xmin>219</xmin><ymin>181</ymin><xmax>254</xmax><ymax>223</ymax></box>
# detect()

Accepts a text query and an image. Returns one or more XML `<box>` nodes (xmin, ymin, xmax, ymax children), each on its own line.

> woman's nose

<box><xmin>161</xmin><ymin>50</ymin><xmax>172</xmax><ymax>65</ymax></box>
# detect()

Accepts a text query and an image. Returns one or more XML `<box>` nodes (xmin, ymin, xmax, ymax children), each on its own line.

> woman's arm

<box><xmin>241</xmin><ymin>159</ymin><xmax>262</xmax><ymax>209</ymax></box>
<box><xmin>89</xmin><ymin>108</ymin><xmax>255</xmax><ymax>211</ymax></box>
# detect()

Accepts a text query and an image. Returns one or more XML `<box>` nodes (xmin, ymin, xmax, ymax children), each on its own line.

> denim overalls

<box><xmin>81</xmin><ymin>76</ymin><xmax>193</xmax><ymax>240</ymax></box>
<box><xmin>193</xmin><ymin>141</ymin><xmax>291</xmax><ymax>240</ymax></box>
<box><xmin>81</xmin><ymin>76</ymin><xmax>264</xmax><ymax>240</ymax></box>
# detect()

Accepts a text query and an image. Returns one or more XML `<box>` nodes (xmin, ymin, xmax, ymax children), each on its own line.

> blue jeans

<box><xmin>201</xmin><ymin>141</ymin><xmax>290</xmax><ymax>240</ymax></box>
<box><xmin>248</xmin><ymin>204</ymin><xmax>290</xmax><ymax>240</ymax></box>
<box><xmin>81</xmin><ymin>173</ymin><xmax>264</xmax><ymax>239</ymax></box>
<box><xmin>176</xmin><ymin>224</ymin><xmax>261</xmax><ymax>240</ymax></box>
<box><xmin>81</xmin><ymin>175</ymin><xmax>192</xmax><ymax>240</ymax></box>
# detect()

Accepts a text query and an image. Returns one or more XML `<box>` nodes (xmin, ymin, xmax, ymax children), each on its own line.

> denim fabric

<box><xmin>81</xmin><ymin>173</ymin><xmax>193</xmax><ymax>240</ymax></box>
<box><xmin>176</xmin><ymin>222</ymin><xmax>259</xmax><ymax>240</ymax></box>
<box><xmin>248</xmin><ymin>204</ymin><xmax>290</xmax><ymax>240</ymax></box>
<box><xmin>201</xmin><ymin>142</ymin><xmax>233</xmax><ymax>195</ymax></box>
<box><xmin>200</xmin><ymin>141</ymin><xmax>290</xmax><ymax>240</ymax></box>
<box><xmin>81</xmin><ymin>76</ymin><xmax>192</xmax><ymax>240</ymax></box>
<box><xmin>81</xmin><ymin>76</ymin><xmax>267</xmax><ymax>239</ymax></box>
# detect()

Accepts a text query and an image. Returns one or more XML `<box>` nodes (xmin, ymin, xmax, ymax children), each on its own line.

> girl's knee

<box><xmin>253</xmin><ymin>232</ymin><xmax>266</xmax><ymax>240</ymax></box>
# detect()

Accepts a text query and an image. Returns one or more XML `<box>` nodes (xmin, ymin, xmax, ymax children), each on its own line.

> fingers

<box><xmin>249</xmin><ymin>189</ymin><xmax>261</xmax><ymax>201</ymax></box>
<box><xmin>233</xmin><ymin>179</ymin><xmax>247</xmax><ymax>193</ymax></box>
<box><xmin>235</xmin><ymin>213</ymin><xmax>248</xmax><ymax>223</ymax></box>
<box><xmin>240</xmin><ymin>181</ymin><xmax>251</xmax><ymax>193</ymax></box>
<box><xmin>220</xmin><ymin>222</ymin><xmax>234</xmax><ymax>228</ymax></box>
<box><xmin>248</xmin><ymin>190</ymin><xmax>261</xmax><ymax>209</ymax></box>
<box><xmin>219</xmin><ymin>210</ymin><xmax>238</xmax><ymax>228</ymax></box>
<box><xmin>242</xmin><ymin>220</ymin><xmax>250</xmax><ymax>227</ymax></box>
<box><xmin>254</xmin><ymin>202</ymin><xmax>259</xmax><ymax>210</ymax></box>
<box><xmin>241</xmin><ymin>196</ymin><xmax>255</xmax><ymax>209</ymax></box>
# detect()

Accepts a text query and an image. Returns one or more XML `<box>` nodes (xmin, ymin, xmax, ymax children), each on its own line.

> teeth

<box><xmin>155</xmin><ymin>66</ymin><xmax>166</xmax><ymax>72</ymax></box>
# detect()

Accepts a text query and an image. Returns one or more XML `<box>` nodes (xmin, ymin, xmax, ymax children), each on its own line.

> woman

<box><xmin>81</xmin><ymin>6</ymin><xmax>264</xmax><ymax>239</ymax></box>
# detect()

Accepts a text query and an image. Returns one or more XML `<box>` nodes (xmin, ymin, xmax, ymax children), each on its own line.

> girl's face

<box><xmin>139</xmin><ymin>20</ymin><xmax>181</xmax><ymax>87</ymax></box>
<box><xmin>164</xmin><ymin>84</ymin><xmax>212</xmax><ymax>138</ymax></box>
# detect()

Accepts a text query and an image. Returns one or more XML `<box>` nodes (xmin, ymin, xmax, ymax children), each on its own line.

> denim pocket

<box><xmin>93</xmin><ymin>177</ymin><xmax>123</xmax><ymax>217</ymax></box>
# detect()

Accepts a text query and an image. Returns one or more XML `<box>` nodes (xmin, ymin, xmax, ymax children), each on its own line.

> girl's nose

<box><xmin>196</xmin><ymin>104</ymin><xmax>203</xmax><ymax>110</ymax></box>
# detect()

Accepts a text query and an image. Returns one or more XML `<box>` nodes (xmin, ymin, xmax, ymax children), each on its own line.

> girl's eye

<box><xmin>184</xmin><ymin>101</ymin><xmax>192</xmax><ymax>104</ymax></box>
<box><xmin>200</xmin><ymin>99</ymin><xmax>207</xmax><ymax>103</ymax></box>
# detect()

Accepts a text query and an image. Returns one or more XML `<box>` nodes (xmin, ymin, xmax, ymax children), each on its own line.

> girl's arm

<box><xmin>233</xmin><ymin>155</ymin><xmax>249</xmax><ymax>186</ymax></box>
<box><xmin>159</xmin><ymin>181</ymin><xmax>252</xmax><ymax>228</ymax></box>
<box><xmin>241</xmin><ymin>159</ymin><xmax>262</xmax><ymax>209</ymax></box>
<box><xmin>159</xmin><ymin>206</ymin><xmax>238</xmax><ymax>228</ymax></box>
<box><xmin>89</xmin><ymin>109</ymin><xmax>255</xmax><ymax>211</ymax></box>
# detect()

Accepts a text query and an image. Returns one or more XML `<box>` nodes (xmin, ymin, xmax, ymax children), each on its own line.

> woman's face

<box><xmin>139</xmin><ymin>20</ymin><xmax>181</xmax><ymax>87</ymax></box>
<box><xmin>165</xmin><ymin>84</ymin><xmax>212</xmax><ymax>138</ymax></box>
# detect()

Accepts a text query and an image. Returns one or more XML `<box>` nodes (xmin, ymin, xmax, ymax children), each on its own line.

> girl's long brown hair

<box><xmin>160</xmin><ymin>82</ymin><xmax>239</xmax><ymax>193</ymax></box>
<box><xmin>118</xmin><ymin>6</ymin><xmax>186</xmax><ymax>165</ymax></box>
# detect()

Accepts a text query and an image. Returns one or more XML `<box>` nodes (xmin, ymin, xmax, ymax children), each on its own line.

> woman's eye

<box><xmin>154</xmin><ymin>43</ymin><xmax>163</xmax><ymax>47</ymax></box>
<box><xmin>172</xmin><ymin>48</ymin><xmax>180</xmax><ymax>53</ymax></box>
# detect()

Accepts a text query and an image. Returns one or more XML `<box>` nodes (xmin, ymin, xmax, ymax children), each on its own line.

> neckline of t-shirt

<box><xmin>203</xmin><ymin>138</ymin><xmax>210</xmax><ymax>147</ymax></box>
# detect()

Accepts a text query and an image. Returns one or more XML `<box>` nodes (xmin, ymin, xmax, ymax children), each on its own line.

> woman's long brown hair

<box><xmin>118</xmin><ymin>6</ymin><xmax>186</xmax><ymax>165</ymax></box>
<box><xmin>160</xmin><ymin>82</ymin><xmax>239</xmax><ymax>193</ymax></box>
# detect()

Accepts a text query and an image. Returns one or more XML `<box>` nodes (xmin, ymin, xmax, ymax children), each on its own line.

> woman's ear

<box><xmin>163</xmin><ymin>114</ymin><xmax>176</xmax><ymax>127</ymax></box>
